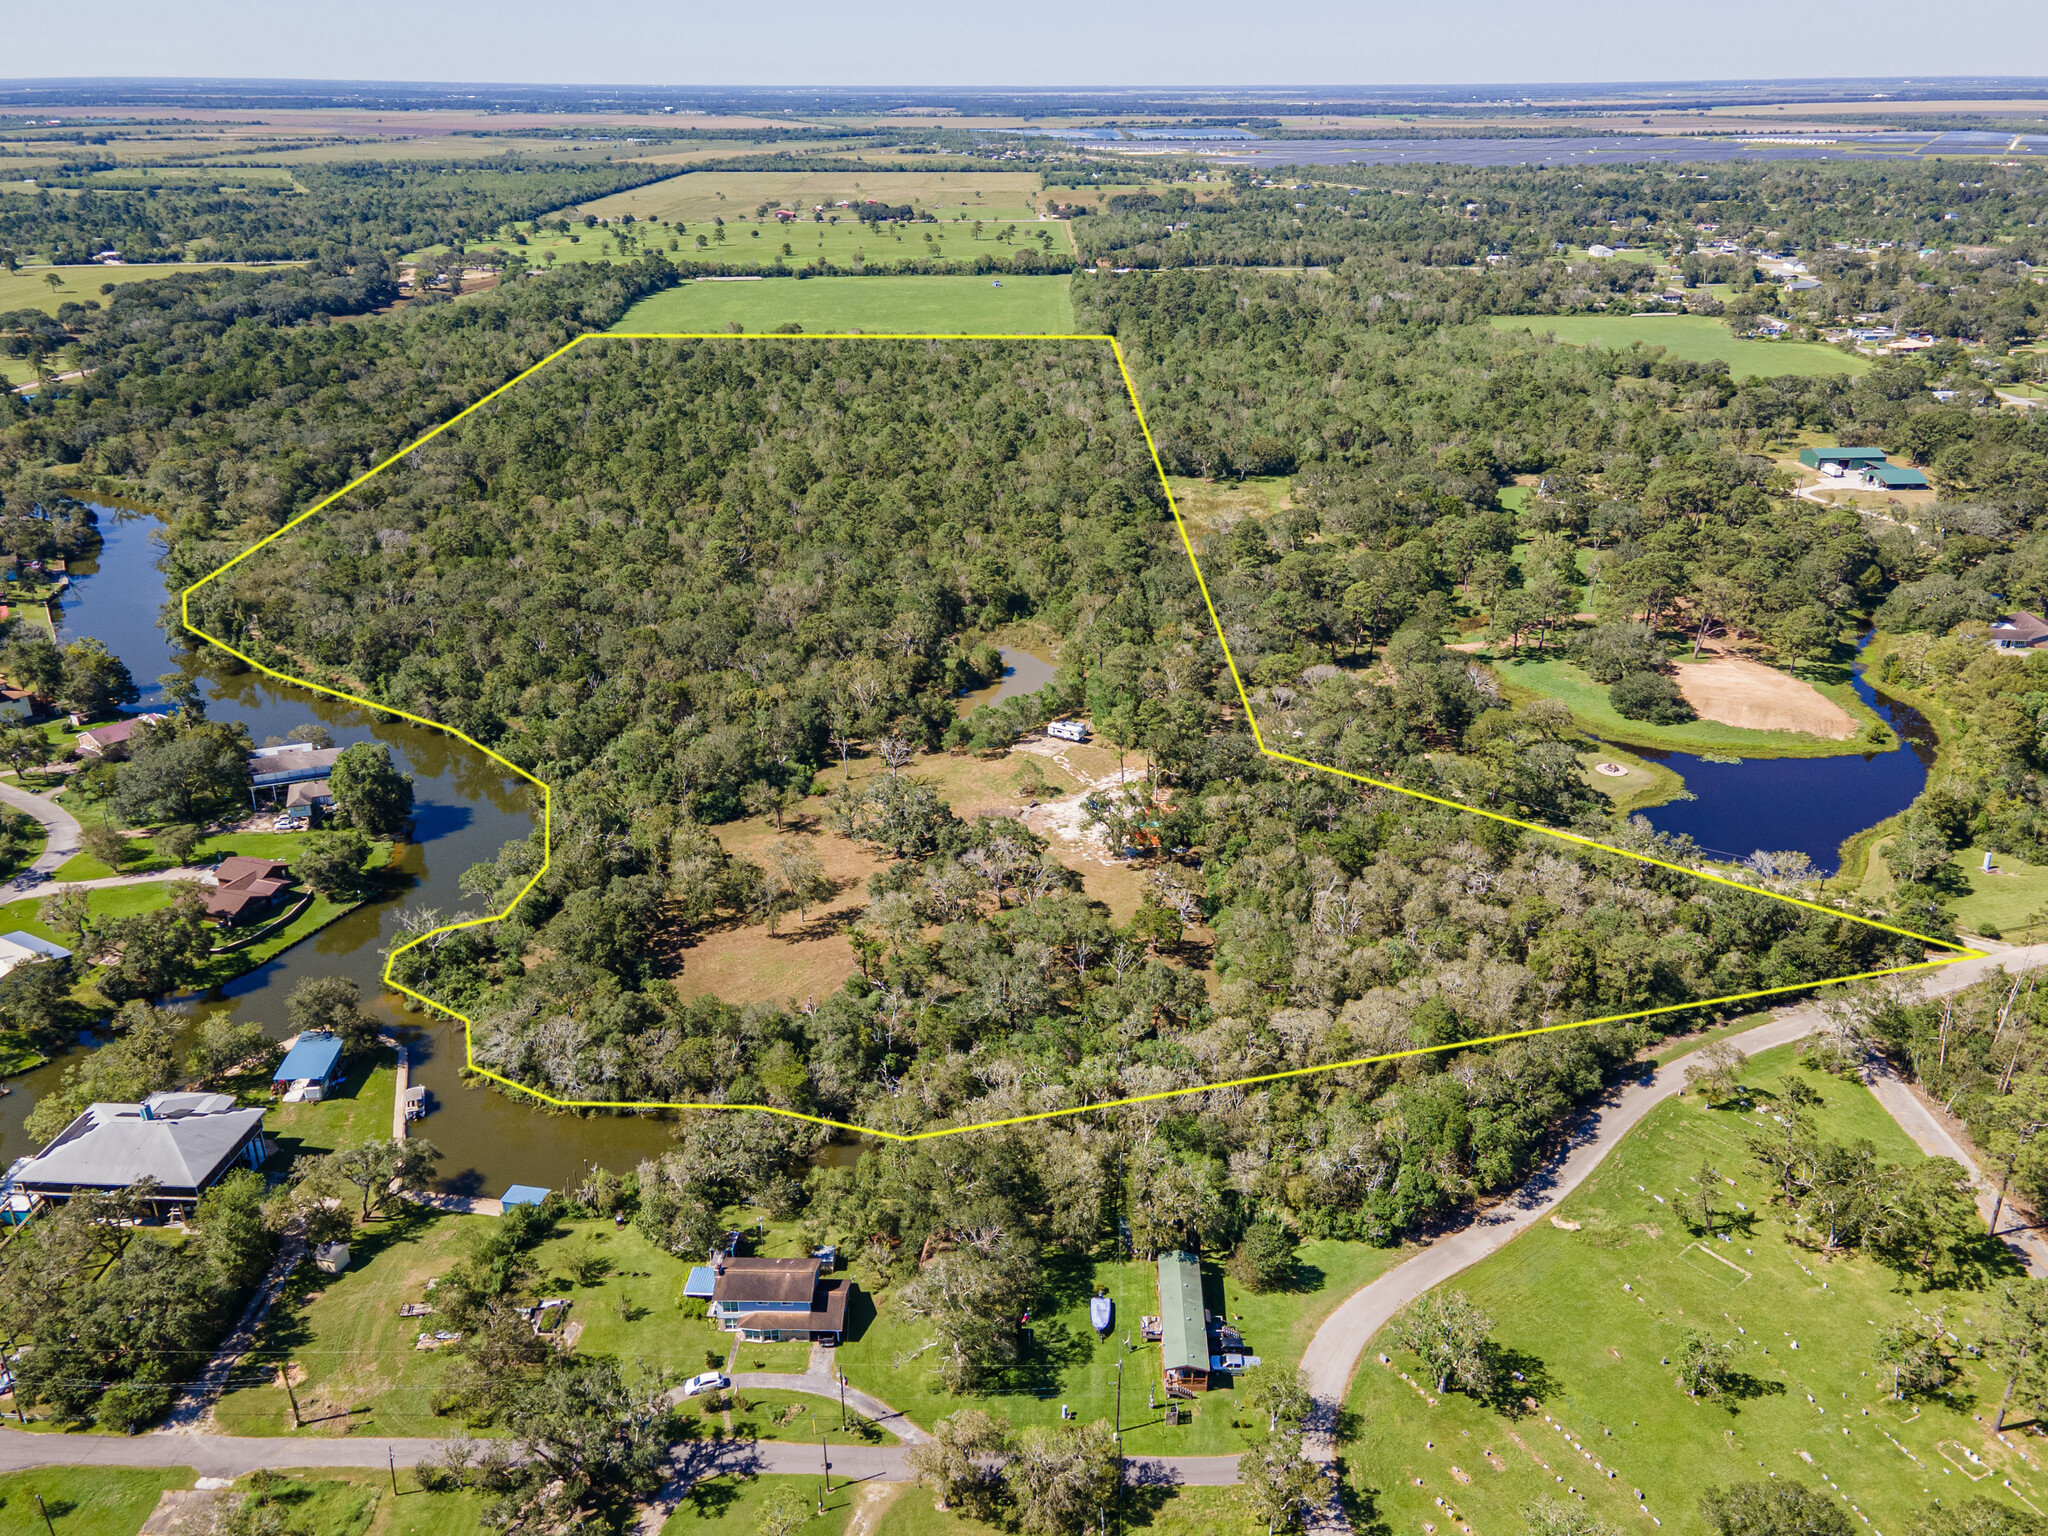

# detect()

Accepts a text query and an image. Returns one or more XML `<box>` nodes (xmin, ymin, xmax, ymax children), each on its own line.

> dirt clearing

<box><xmin>1671</xmin><ymin>657</ymin><xmax>1856</xmax><ymax>738</ymax></box>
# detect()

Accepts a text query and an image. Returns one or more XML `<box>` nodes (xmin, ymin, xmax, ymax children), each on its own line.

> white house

<box><xmin>0</xmin><ymin>931</ymin><xmax>69</xmax><ymax>980</ymax></box>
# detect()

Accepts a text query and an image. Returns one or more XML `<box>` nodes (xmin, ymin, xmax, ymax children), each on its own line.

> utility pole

<box><xmin>279</xmin><ymin>1363</ymin><xmax>300</xmax><ymax>1429</ymax></box>
<box><xmin>389</xmin><ymin>1447</ymin><xmax>398</xmax><ymax>1497</ymax></box>
<box><xmin>819</xmin><ymin>1436</ymin><xmax>829</xmax><ymax>1512</ymax></box>
<box><xmin>34</xmin><ymin>1492</ymin><xmax>53</xmax><ymax>1536</ymax></box>
<box><xmin>839</xmin><ymin>1370</ymin><xmax>846</xmax><ymax>1431</ymax></box>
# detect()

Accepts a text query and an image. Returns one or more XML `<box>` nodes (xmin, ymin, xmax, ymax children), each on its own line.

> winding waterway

<box><xmin>1631</xmin><ymin>640</ymin><xmax>1935</xmax><ymax>874</ymax></box>
<box><xmin>5</xmin><ymin>508</ymin><xmax>676</xmax><ymax>1196</ymax></box>
<box><xmin>2</xmin><ymin>518</ymin><xmax>1937</xmax><ymax>1188</ymax></box>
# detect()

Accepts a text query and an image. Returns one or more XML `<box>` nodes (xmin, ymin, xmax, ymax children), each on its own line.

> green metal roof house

<box><xmin>1798</xmin><ymin>446</ymin><xmax>1888</xmax><ymax>468</ymax></box>
<box><xmin>1156</xmin><ymin>1250</ymin><xmax>1210</xmax><ymax>1395</ymax></box>
<box><xmin>1865</xmin><ymin>462</ymin><xmax>1930</xmax><ymax>489</ymax></box>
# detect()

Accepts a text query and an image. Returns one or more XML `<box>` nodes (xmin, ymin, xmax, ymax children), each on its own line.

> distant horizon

<box><xmin>4</xmin><ymin>74</ymin><xmax>2048</xmax><ymax>97</ymax></box>
<box><xmin>8</xmin><ymin>0</ymin><xmax>2045</xmax><ymax>93</ymax></box>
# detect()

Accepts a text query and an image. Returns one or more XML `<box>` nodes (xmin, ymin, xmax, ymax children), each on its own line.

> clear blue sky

<box><xmin>8</xmin><ymin>0</ymin><xmax>2044</xmax><ymax>88</ymax></box>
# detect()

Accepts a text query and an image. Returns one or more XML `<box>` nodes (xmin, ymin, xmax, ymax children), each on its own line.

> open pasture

<box><xmin>0</xmin><ymin>261</ymin><xmax>300</xmax><ymax>317</ymax></box>
<box><xmin>1492</xmin><ymin>314</ymin><xmax>1871</xmax><ymax>379</ymax></box>
<box><xmin>610</xmin><ymin>274</ymin><xmax>1075</xmax><ymax>337</ymax></box>
<box><xmin>571</xmin><ymin>169</ymin><xmax>1050</xmax><ymax>225</ymax></box>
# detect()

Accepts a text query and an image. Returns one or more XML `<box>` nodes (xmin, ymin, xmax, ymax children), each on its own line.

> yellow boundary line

<box><xmin>179</xmin><ymin>330</ymin><xmax>1981</xmax><ymax>1145</ymax></box>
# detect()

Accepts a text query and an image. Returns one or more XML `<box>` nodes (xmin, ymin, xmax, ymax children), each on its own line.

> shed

<box><xmin>501</xmin><ymin>1185</ymin><xmax>550</xmax><ymax>1209</ymax></box>
<box><xmin>272</xmin><ymin>1033</ymin><xmax>344</xmax><ymax>1100</ymax></box>
<box><xmin>1156</xmin><ymin>1249</ymin><xmax>1210</xmax><ymax>1395</ymax></box>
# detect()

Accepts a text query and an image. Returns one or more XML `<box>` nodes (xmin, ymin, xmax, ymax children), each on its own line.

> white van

<box><xmin>1047</xmin><ymin>720</ymin><xmax>1090</xmax><ymax>743</ymax></box>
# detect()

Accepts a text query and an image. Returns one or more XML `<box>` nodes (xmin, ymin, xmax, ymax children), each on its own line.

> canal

<box><xmin>3</xmin><ymin>508</ymin><xmax>676</xmax><ymax>1195</ymax></box>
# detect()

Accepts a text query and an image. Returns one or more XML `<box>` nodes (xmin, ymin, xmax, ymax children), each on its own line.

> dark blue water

<box><xmin>1630</xmin><ymin>645</ymin><xmax>1934</xmax><ymax>873</ymax></box>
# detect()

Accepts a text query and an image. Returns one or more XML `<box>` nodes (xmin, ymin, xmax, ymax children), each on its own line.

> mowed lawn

<box><xmin>0</xmin><ymin>262</ymin><xmax>301</xmax><ymax>317</ymax></box>
<box><xmin>0</xmin><ymin>1469</ymin><xmax>191</xmax><ymax>1536</ymax></box>
<box><xmin>610</xmin><ymin>276</ymin><xmax>1075</xmax><ymax>336</ymax></box>
<box><xmin>837</xmin><ymin>1238</ymin><xmax>1406</xmax><ymax>1458</ymax></box>
<box><xmin>1491</xmin><ymin>655</ymin><xmax>1880</xmax><ymax>758</ymax></box>
<box><xmin>1348</xmin><ymin>1045</ymin><xmax>2040</xmax><ymax>1536</ymax></box>
<box><xmin>1491</xmin><ymin>314</ymin><xmax>1870</xmax><ymax>380</ymax></box>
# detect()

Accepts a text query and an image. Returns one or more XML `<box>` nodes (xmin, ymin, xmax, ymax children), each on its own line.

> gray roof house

<box><xmin>7</xmin><ymin>1092</ymin><xmax>266</xmax><ymax>1221</ymax></box>
<box><xmin>246</xmin><ymin>745</ymin><xmax>343</xmax><ymax>806</ymax></box>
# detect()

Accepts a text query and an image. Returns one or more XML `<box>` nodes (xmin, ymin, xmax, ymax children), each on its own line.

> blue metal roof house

<box><xmin>272</xmin><ymin>1033</ymin><xmax>345</xmax><ymax>1101</ymax></box>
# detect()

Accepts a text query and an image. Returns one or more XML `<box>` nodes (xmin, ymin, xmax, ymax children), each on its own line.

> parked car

<box><xmin>682</xmin><ymin>1371</ymin><xmax>730</xmax><ymax>1398</ymax></box>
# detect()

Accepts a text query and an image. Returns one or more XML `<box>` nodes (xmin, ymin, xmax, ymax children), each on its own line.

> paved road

<box><xmin>0</xmin><ymin>778</ymin><xmax>80</xmax><ymax>878</ymax></box>
<box><xmin>0</xmin><ymin>943</ymin><xmax>2039</xmax><ymax>1497</ymax></box>
<box><xmin>1297</xmin><ymin>941</ymin><xmax>2048</xmax><ymax>1456</ymax></box>
<box><xmin>727</xmin><ymin>1371</ymin><xmax>928</xmax><ymax>1445</ymax></box>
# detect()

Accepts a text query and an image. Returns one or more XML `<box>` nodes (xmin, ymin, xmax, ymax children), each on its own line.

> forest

<box><xmin>1</xmin><ymin>152</ymin><xmax>2046</xmax><ymax>1347</ymax></box>
<box><xmin>0</xmin><ymin>157</ymin><xmax>678</xmax><ymax>266</ymax></box>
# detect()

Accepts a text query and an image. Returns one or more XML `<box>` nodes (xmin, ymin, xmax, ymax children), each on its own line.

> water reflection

<box><xmin>3</xmin><ymin>506</ymin><xmax>677</xmax><ymax>1194</ymax></box>
<box><xmin>959</xmin><ymin>647</ymin><xmax>1058</xmax><ymax>712</ymax></box>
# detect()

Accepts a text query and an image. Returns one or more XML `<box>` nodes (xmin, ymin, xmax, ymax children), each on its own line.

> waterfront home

<box><xmin>5</xmin><ymin>1091</ymin><xmax>266</xmax><ymax>1223</ymax></box>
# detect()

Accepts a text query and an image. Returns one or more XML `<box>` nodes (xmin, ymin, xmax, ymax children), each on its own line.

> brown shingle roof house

<box><xmin>202</xmin><ymin>856</ymin><xmax>295</xmax><ymax>928</ymax></box>
<box><xmin>1990</xmin><ymin>612</ymin><xmax>2048</xmax><ymax>651</ymax></box>
<box><xmin>709</xmin><ymin>1256</ymin><xmax>853</xmax><ymax>1343</ymax></box>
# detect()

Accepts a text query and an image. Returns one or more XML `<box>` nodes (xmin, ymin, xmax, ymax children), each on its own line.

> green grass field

<box><xmin>1492</xmin><ymin>314</ymin><xmax>1870</xmax><ymax>380</ymax></box>
<box><xmin>660</xmin><ymin>1474</ymin><xmax>857</xmax><ymax>1535</ymax></box>
<box><xmin>0</xmin><ymin>1469</ymin><xmax>192</xmax><ymax>1536</ymax></box>
<box><xmin>657</xmin><ymin>1475</ymin><xmax>1246</xmax><ymax>1534</ymax></box>
<box><xmin>498</xmin><ymin>214</ymin><xmax>1068</xmax><ymax>275</ymax></box>
<box><xmin>1492</xmin><ymin>654</ymin><xmax>1884</xmax><ymax>758</ymax></box>
<box><xmin>837</xmin><ymin>1238</ymin><xmax>1405</xmax><ymax>1459</ymax></box>
<box><xmin>1868</xmin><ymin>841</ymin><xmax>2048</xmax><ymax>941</ymax></box>
<box><xmin>50</xmin><ymin>828</ymin><xmax>339</xmax><ymax>884</ymax></box>
<box><xmin>610</xmin><ymin>276</ymin><xmax>1076</xmax><ymax>336</ymax></box>
<box><xmin>573</xmin><ymin>169</ymin><xmax>1051</xmax><ymax>226</ymax></box>
<box><xmin>1347</xmin><ymin>1044</ymin><xmax>2038</xmax><ymax>1536</ymax></box>
<box><xmin>0</xmin><ymin>262</ymin><xmax>300</xmax><ymax>317</ymax></box>
<box><xmin>215</xmin><ymin>1471</ymin><xmax>489</xmax><ymax>1536</ymax></box>
<box><xmin>265</xmin><ymin>1047</ymin><xmax>399</xmax><ymax>1163</ymax></box>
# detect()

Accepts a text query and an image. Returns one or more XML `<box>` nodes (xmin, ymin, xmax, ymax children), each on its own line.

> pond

<box><xmin>958</xmin><ymin>646</ymin><xmax>1057</xmax><ymax>712</ymax></box>
<box><xmin>3</xmin><ymin>507</ymin><xmax>678</xmax><ymax>1195</ymax></box>
<box><xmin>1628</xmin><ymin>640</ymin><xmax>1935</xmax><ymax>875</ymax></box>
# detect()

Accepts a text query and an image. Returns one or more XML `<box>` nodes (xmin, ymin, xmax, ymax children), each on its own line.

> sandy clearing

<box><xmin>1671</xmin><ymin>656</ymin><xmax>1856</xmax><ymax>738</ymax></box>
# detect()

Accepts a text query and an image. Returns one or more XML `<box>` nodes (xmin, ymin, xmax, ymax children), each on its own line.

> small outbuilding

<box><xmin>1865</xmin><ymin>462</ymin><xmax>1930</xmax><ymax>490</ymax></box>
<box><xmin>500</xmin><ymin>1185</ymin><xmax>551</xmax><ymax>1209</ymax></box>
<box><xmin>272</xmin><ymin>1032</ymin><xmax>345</xmax><ymax>1102</ymax></box>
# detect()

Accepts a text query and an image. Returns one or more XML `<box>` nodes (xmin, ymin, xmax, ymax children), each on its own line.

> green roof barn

<box><xmin>1156</xmin><ymin>1249</ymin><xmax>1210</xmax><ymax>1396</ymax></box>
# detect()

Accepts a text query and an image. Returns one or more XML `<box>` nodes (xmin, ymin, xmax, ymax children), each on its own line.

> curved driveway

<box><xmin>0</xmin><ymin>776</ymin><xmax>80</xmax><ymax>878</ymax></box>
<box><xmin>1298</xmin><ymin>941</ymin><xmax>2048</xmax><ymax>1455</ymax></box>
<box><xmin>0</xmin><ymin>945</ymin><xmax>2039</xmax><ymax>1495</ymax></box>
